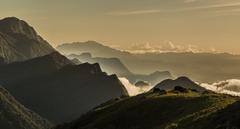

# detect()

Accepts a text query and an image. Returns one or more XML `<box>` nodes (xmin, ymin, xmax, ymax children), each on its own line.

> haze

<box><xmin>1</xmin><ymin>0</ymin><xmax>240</xmax><ymax>53</ymax></box>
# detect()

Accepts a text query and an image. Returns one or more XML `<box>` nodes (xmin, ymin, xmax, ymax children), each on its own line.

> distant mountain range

<box><xmin>57</xmin><ymin>41</ymin><xmax>240</xmax><ymax>83</ymax></box>
<box><xmin>68</xmin><ymin>53</ymin><xmax>172</xmax><ymax>85</ymax></box>
<box><xmin>0</xmin><ymin>17</ymin><xmax>55</xmax><ymax>63</ymax></box>
<box><xmin>55</xmin><ymin>89</ymin><xmax>240</xmax><ymax>129</ymax></box>
<box><xmin>57</xmin><ymin>41</ymin><xmax>132</xmax><ymax>59</ymax></box>
<box><xmin>0</xmin><ymin>85</ymin><xmax>52</xmax><ymax>129</ymax></box>
<box><xmin>0</xmin><ymin>52</ymin><xmax>128</xmax><ymax>123</ymax></box>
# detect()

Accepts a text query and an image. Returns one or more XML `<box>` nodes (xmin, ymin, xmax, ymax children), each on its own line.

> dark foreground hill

<box><xmin>0</xmin><ymin>17</ymin><xmax>55</xmax><ymax>63</ymax></box>
<box><xmin>55</xmin><ymin>89</ymin><xmax>240</xmax><ymax>129</ymax></box>
<box><xmin>155</xmin><ymin>76</ymin><xmax>206</xmax><ymax>92</ymax></box>
<box><xmin>0</xmin><ymin>52</ymin><xmax>128</xmax><ymax>123</ymax></box>
<box><xmin>0</xmin><ymin>85</ymin><xmax>52</xmax><ymax>129</ymax></box>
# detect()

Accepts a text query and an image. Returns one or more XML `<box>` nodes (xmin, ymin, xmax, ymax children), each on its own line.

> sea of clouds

<box><xmin>120</xmin><ymin>76</ymin><xmax>240</xmax><ymax>97</ymax></box>
<box><xmin>200</xmin><ymin>79</ymin><xmax>240</xmax><ymax>96</ymax></box>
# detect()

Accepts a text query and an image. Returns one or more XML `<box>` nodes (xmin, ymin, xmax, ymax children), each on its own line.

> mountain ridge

<box><xmin>0</xmin><ymin>17</ymin><xmax>55</xmax><ymax>63</ymax></box>
<box><xmin>0</xmin><ymin>52</ymin><xmax>128</xmax><ymax>123</ymax></box>
<box><xmin>0</xmin><ymin>85</ymin><xmax>52</xmax><ymax>129</ymax></box>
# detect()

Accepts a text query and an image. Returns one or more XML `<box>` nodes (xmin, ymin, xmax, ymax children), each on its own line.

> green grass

<box><xmin>57</xmin><ymin>90</ymin><xmax>240</xmax><ymax>129</ymax></box>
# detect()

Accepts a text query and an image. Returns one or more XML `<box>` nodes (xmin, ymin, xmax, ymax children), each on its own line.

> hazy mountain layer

<box><xmin>57</xmin><ymin>41</ymin><xmax>240</xmax><ymax>83</ymax></box>
<box><xmin>68</xmin><ymin>53</ymin><xmax>172</xmax><ymax>85</ymax></box>
<box><xmin>55</xmin><ymin>89</ymin><xmax>240</xmax><ymax>129</ymax></box>
<box><xmin>0</xmin><ymin>85</ymin><xmax>52</xmax><ymax>129</ymax></box>
<box><xmin>0</xmin><ymin>17</ymin><xmax>55</xmax><ymax>63</ymax></box>
<box><xmin>0</xmin><ymin>52</ymin><xmax>128</xmax><ymax>123</ymax></box>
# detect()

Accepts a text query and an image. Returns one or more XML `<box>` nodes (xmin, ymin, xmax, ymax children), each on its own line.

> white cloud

<box><xmin>106</xmin><ymin>9</ymin><xmax>162</xmax><ymax>16</ymax></box>
<box><xmin>119</xmin><ymin>77</ymin><xmax>153</xmax><ymax>96</ymax></box>
<box><xmin>185</xmin><ymin>2</ymin><xmax>240</xmax><ymax>10</ymax></box>
<box><xmin>106</xmin><ymin>0</ymin><xmax>240</xmax><ymax>16</ymax></box>
<box><xmin>125</xmin><ymin>41</ymin><xmax>217</xmax><ymax>54</ymax></box>
<box><xmin>201</xmin><ymin>79</ymin><xmax>240</xmax><ymax>96</ymax></box>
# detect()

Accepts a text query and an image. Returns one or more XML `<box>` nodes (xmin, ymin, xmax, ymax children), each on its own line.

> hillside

<box><xmin>55</xmin><ymin>89</ymin><xmax>240</xmax><ymax>129</ymax></box>
<box><xmin>0</xmin><ymin>52</ymin><xmax>128</xmax><ymax>123</ymax></box>
<box><xmin>0</xmin><ymin>52</ymin><xmax>73</xmax><ymax>86</ymax></box>
<box><xmin>0</xmin><ymin>85</ymin><xmax>52</xmax><ymax>129</ymax></box>
<box><xmin>0</xmin><ymin>17</ymin><xmax>55</xmax><ymax>63</ymax></box>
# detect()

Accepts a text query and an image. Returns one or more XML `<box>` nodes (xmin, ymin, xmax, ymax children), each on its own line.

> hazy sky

<box><xmin>1</xmin><ymin>0</ymin><xmax>240</xmax><ymax>53</ymax></box>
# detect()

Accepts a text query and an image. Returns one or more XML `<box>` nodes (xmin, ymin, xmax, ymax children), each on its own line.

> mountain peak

<box><xmin>155</xmin><ymin>76</ymin><xmax>206</xmax><ymax>92</ymax></box>
<box><xmin>0</xmin><ymin>17</ymin><xmax>38</xmax><ymax>39</ymax></box>
<box><xmin>0</xmin><ymin>17</ymin><xmax>55</xmax><ymax>63</ymax></box>
<box><xmin>176</xmin><ymin>76</ymin><xmax>192</xmax><ymax>82</ymax></box>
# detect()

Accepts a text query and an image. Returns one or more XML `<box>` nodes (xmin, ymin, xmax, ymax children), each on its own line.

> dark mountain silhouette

<box><xmin>0</xmin><ymin>56</ymin><xmax>4</xmax><ymax>64</ymax></box>
<box><xmin>68</xmin><ymin>53</ymin><xmax>172</xmax><ymax>85</ymax></box>
<box><xmin>57</xmin><ymin>41</ymin><xmax>240</xmax><ymax>83</ymax></box>
<box><xmin>68</xmin><ymin>53</ymin><xmax>132</xmax><ymax>76</ymax></box>
<box><xmin>55</xmin><ymin>90</ymin><xmax>240</xmax><ymax>129</ymax></box>
<box><xmin>0</xmin><ymin>85</ymin><xmax>52</xmax><ymax>129</ymax></box>
<box><xmin>0</xmin><ymin>52</ymin><xmax>128</xmax><ymax>123</ymax></box>
<box><xmin>129</xmin><ymin>71</ymin><xmax>172</xmax><ymax>86</ymax></box>
<box><xmin>0</xmin><ymin>17</ymin><xmax>55</xmax><ymax>63</ymax></box>
<box><xmin>0</xmin><ymin>52</ymin><xmax>73</xmax><ymax>86</ymax></box>
<box><xmin>155</xmin><ymin>77</ymin><xmax>206</xmax><ymax>92</ymax></box>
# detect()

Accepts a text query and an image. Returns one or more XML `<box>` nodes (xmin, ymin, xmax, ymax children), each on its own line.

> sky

<box><xmin>1</xmin><ymin>0</ymin><xmax>240</xmax><ymax>53</ymax></box>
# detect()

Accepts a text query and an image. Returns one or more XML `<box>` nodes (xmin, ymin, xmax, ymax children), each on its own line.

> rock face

<box><xmin>154</xmin><ymin>77</ymin><xmax>206</xmax><ymax>92</ymax></box>
<box><xmin>0</xmin><ymin>52</ymin><xmax>128</xmax><ymax>123</ymax></box>
<box><xmin>0</xmin><ymin>17</ymin><xmax>55</xmax><ymax>63</ymax></box>
<box><xmin>0</xmin><ymin>85</ymin><xmax>52</xmax><ymax>129</ymax></box>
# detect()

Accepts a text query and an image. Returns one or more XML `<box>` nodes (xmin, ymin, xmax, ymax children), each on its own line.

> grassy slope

<box><xmin>56</xmin><ymin>90</ymin><xmax>240</xmax><ymax>129</ymax></box>
<box><xmin>0</xmin><ymin>86</ymin><xmax>52</xmax><ymax>129</ymax></box>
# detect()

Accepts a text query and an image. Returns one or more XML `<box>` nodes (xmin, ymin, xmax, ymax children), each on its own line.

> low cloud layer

<box><xmin>201</xmin><ymin>79</ymin><xmax>240</xmax><ymax>96</ymax></box>
<box><xmin>119</xmin><ymin>77</ymin><xmax>153</xmax><ymax>96</ymax></box>
<box><xmin>125</xmin><ymin>41</ymin><xmax>217</xmax><ymax>54</ymax></box>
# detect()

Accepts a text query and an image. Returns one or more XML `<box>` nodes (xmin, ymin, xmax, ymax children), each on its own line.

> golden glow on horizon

<box><xmin>1</xmin><ymin>0</ymin><xmax>240</xmax><ymax>53</ymax></box>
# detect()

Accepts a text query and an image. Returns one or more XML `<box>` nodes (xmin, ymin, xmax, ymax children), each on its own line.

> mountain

<box><xmin>68</xmin><ymin>53</ymin><xmax>172</xmax><ymax>85</ymax></box>
<box><xmin>0</xmin><ymin>51</ymin><xmax>73</xmax><ymax>86</ymax></box>
<box><xmin>0</xmin><ymin>17</ymin><xmax>55</xmax><ymax>63</ymax></box>
<box><xmin>55</xmin><ymin>89</ymin><xmax>240</xmax><ymax>129</ymax></box>
<box><xmin>57</xmin><ymin>41</ymin><xmax>240</xmax><ymax>83</ymax></box>
<box><xmin>57</xmin><ymin>41</ymin><xmax>132</xmax><ymax>58</ymax></box>
<box><xmin>0</xmin><ymin>52</ymin><xmax>128</xmax><ymax>123</ymax></box>
<box><xmin>0</xmin><ymin>85</ymin><xmax>52</xmax><ymax>129</ymax></box>
<box><xmin>155</xmin><ymin>77</ymin><xmax>206</xmax><ymax>92</ymax></box>
<box><xmin>0</xmin><ymin>56</ymin><xmax>4</xmax><ymax>64</ymax></box>
<box><xmin>68</xmin><ymin>53</ymin><xmax>132</xmax><ymax>76</ymax></box>
<box><xmin>129</xmin><ymin>71</ymin><xmax>172</xmax><ymax>86</ymax></box>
